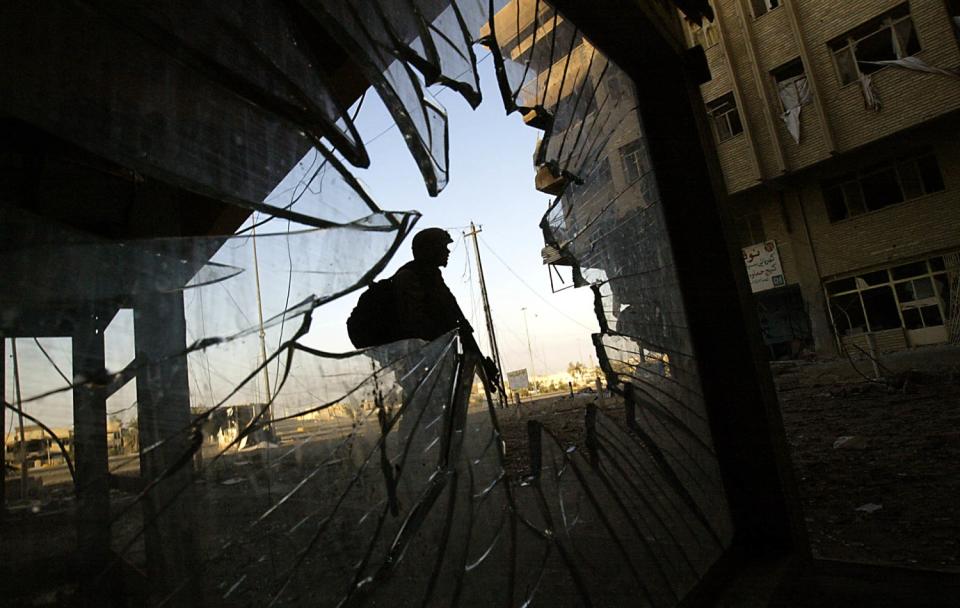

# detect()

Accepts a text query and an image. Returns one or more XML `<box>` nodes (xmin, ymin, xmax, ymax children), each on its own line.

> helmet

<box><xmin>411</xmin><ymin>227</ymin><xmax>453</xmax><ymax>260</ymax></box>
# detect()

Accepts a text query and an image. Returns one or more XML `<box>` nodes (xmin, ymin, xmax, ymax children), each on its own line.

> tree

<box><xmin>567</xmin><ymin>361</ymin><xmax>585</xmax><ymax>380</ymax></box>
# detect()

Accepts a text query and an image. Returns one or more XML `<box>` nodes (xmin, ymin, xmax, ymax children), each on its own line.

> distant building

<box><xmin>4</xmin><ymin>419</ymin><xmax>131</xmax><ymax>470</ymax></box>
<box><xmin>684</xmin><ymin>0</ymin><xmax>960</xmax><ymax>357</ymax></box>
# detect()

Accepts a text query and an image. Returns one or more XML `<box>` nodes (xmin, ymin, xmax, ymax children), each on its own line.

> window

<box><xmin>706</xmin><ymin>93</ymin><xmax>743</xmax><ymax>142</ymax></box>
<box><xmin>861</xmin><ymin>286</ymin><xmax>901</xmax><ymax>330</ymax></box>
<box><xmin>619</xmin><ymin>139</ymin><xmax>648</xmax><ymax>185</ymax></box>
<box><xmin>829</xmin><ymin>4</ymin><xmax>921</xmax><ymax>85</ymax></box>
<box><xmin>822</xmin><ymin>152</ymin><xmax>945</xmax><ymax>221</ymax></box>
<box><xmin>772</xmin><ymin>59</ymin><xmax>804</xmax><ymax>87</ymax></box>
<box><xmin>950</xmin><ymin>0</ymin><xmax>960</xmax><ymax>41</ymax></box>
<box><xmin>826</xmin><ymin>256</ymin><xmax>951</xmax><ymax>336</ymax></box>
<box><xmin>736</xmin><ymin>212</ymin><xmax>765</xmax><ymax>247</ymax></box>
<box><xmin>830</xmin><ymin>292</ymin><xmax>868</xmax><ymax>335</ymax></box>
<box><xmin>772</xmin><ymin>60</ymin><xmax>809</xmax><ymax>108</ymax></box>
<box><xmin>772</xmin><ymin>59</ymin><xmax>811</xmax><ymax>142</ymax></box>
<box><xmin>751</xmin><ymin>0</ymin><xmax>780</xmax><ymax>18</ymax></box>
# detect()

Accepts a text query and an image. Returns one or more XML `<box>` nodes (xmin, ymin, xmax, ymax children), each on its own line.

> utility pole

<box><xmin>464</xmin><ymin>222</ymin><xmax>507</xmax><ymax>406</ymax></box>
<box><xmin>251</xmin><ymin>222</ymin><xmax>274</xmax><ymax>433</ymax></box>
<box><xmin>521</xmin><ymin>307</ymin><xmax>536</xmax><ymax>382</ymax></box>
<box><xmin>11</xmin><ymin>338</ymin><xmax>27</xmax><ymax>498</ymax></box>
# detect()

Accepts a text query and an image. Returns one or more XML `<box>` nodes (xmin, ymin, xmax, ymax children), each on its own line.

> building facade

<box><xmin>685</xmin><ymin>0</ymin><xmax>960</xmax><ymax>356</ymax></box>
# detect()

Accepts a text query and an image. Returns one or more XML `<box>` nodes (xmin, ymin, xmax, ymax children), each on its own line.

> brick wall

<box><xmin>729</xmin><ymin>183</ymin><xmax>836</xmax><ymax>351</ymax></box>
<box><xmin>799</xmin><ymin>131</ymin><xmax>960</xmax><ymax>278</ymax></box>
<box><xmin>700</xmin><ymin>0</ymin><xmax>960</xmax><ymax>193</ymax></box>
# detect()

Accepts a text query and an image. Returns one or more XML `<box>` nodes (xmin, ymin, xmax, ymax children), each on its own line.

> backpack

<box><xmin>347</xmin><ymin>278</ymin><xmax>398</xmax><ymax>348</ymax></box>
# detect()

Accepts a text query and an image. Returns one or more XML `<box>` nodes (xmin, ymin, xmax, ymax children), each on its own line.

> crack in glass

<box><xmin>0</xmin><ymin>1</ymin><xmax>735</xmax><ymax>606</ymax></box>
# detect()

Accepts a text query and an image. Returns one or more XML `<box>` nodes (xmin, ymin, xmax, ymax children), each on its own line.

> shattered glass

<box><xmin>1</xmin><ymin>0</ymin><xmax>734</xmax><ymax>606</ymax></box>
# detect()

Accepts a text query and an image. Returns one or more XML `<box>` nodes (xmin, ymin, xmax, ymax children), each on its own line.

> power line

<box><xmin>32</xmin><ymin>338</ymin><xmax>72</xmax><ymax>388</ymax></box>
<box><xmin>477</xmin><ymin>235</ymin><xmax>595</xmax><ymax>332</ymax></box>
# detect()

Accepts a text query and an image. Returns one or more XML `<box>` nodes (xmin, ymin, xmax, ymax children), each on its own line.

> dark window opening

<box><xmin>861</xmin><ymin>285</ymin><xmax>901</xmax><ymax>330</ymax></box>
<box><xmin>821</xmin><ymin>152</ymin><xmax>945</xmax><ymax>221</ymax></box>
<box><xmin>914</xmin><ymin>277</ymin><xmax>936</xmax><ymax>299</ymax></box>
<box><xmin>917</xmin><ymin>154</ymin><xmax>946</xmax><ymax>192</ymax></box>
<box><xmin>827</xmin><ymin>277</ymin><xmax>857</xmax><ymax>294</ymax></box>
<box><xmin>751</xmin><ymin>0</ymin><xmax>780</xmax><ymax>18</ymax></box>
<box><xmin>922</xmin><ymin>304</ymin><xmax>944</xmax><ymax>325</ymax></box>
<box><xmin>860</xmin><ymin>165</ymin><xmax>903</xmax><ymax>210</ymax></box>
<box><xmin>706</xmin><ymin>93</ymin><xmax>743</xmax><ymax>142</ymax></box>
<box><xmin>856</xmin><ymin>27</ymin><xmax>899</xmax><ymax>73</ymax></box>
<box><xmin>891</xmin><ymin>261</ymin><xmax>927</xmax><ymax>280</ymax></box>
<box><xmin>949</xmin><ymin>0</ymin><xmax>960</xmax><ymax>42</ymax></box>
<box><xmin>823</xmin><ymin>185</ymin><xmax>849</xmax><ymax>222</ymax></box>
<box><xmin>902</xmin><ymin>307</ymin><xmax>923</xmax><ymax>329</ymax></box>
<box><xmin>830</xmin><ymin>292</ymin><xmax>868</xmax><ymax>335</ymax></box>
<box><xmin>859</xmin><ymin>270</ymin><xmax>889</xmax><ymax>286</ymax></box>
<box><xmin>773</xmin><ymin>58</ymin><xmax>805</xmax><ymax>82</ymax></box>
<box><xmin>829</xmin><ymin>256</ymin><xmax>952</xmax><ymax>336</ymax></box>
<box><xmin>896</xmin><ymin>276</ymin><xmax>936</xmax><ymax>301</ymax></box>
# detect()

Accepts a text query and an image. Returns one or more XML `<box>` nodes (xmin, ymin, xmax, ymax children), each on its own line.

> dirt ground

<box><xmin>772</xmin><ymin>345</ymin><xmax>960</xmax><ymax>572</ymax></box>
<box><xmin>498</xmin><ymin>344</ymin><xmax>960</xmax><ymax>574</ymax></box>
<box><xmin>4</xmin><ymin>346</ymin><xmax>959</xmax><ymax>605</ymax></box>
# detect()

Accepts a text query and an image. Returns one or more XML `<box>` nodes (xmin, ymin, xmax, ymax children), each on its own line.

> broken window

<box><xmin>829</xmin><ymin>4</ymin><xmax>921</xmax><ymax>85</ymax></box>
<box><xmin>829</xmin><ymin>292</ymin><xmax>868</xmax><ymax>335</ymax></box>
<box><xmin>750</xmin><ymin>0</ymin><xmax>780</xmax><ymax>18</ymax></box>
<box><xmin>889</xmin><ymin>259</ymin><xmax>951</xmax><ymax>330</ymax></box>
<box><xmin>772</xmin><ymin>58</ymin><xmax>811</xmax><ymax>143</ymax></box>
<box><xmin>891</xmin><ymin>260</ymin><xmax>929</xmax><ymax>280</ymax></box>
<box><xmin>706</xmin><ymin>92</ymin><xmax>743</xmax><ymax>142</ymax></box>
<box><xmin>828</xmin><ymin>281</ymin><xmax>901</xmax><ymax>335</ymax></box>
<box><xmin>896</xmin><ymin>277</ymin><xmax>941</xmax><ymax>328</ymax></box>
<box><xmin>861</xmin><ymin>285</ymin><xmax>901</xmax><ymax>330</ymax></box>
<box><xmin>827</xmin><ymin>256</ymin><xmax>952</xmax><ymax>336</ymax></box>
<box><xmin>822</xmin><ymin>151</ymin><xmax>944</xmax><ymax>221</ymax></box>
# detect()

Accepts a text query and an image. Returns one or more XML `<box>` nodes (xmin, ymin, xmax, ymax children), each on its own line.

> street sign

<box><xmin>506</xmin><ymin>368</ymin><xmax>529</xmax><ymax>391</ymax></box>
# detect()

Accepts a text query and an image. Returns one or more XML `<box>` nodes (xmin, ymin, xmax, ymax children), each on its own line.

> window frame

<box><xmin>826</xmin><ymin>257</ymin><xmax>950</xmax><ymax>335</ymax></box>
<box><xmin>821</xmin><ymin>151</ymin><xmax>945</xmax><ymax>222</ymax></box>
<box><xmin>751</xmin><ymin>0</ymin><xmax>781</xmax><ymax>19</ymax></box>
<box><xmin>828</xmin><ymin>4</ymin><xmax>921</xmax><ymax>85</ymax></box>
<box><xmin>771</xmin><ymin>58</ymin><xmax>809</xmax><ymax>114</ymax></box>
<box><xmin>619</xmin><ymin>139</ymin><xmax>646</xmax><ymax>186</ymax></box>
<box><xmin>705</xmin><ymin>92</ymin><xmax>744</xmax><ymax>143</ymax></box>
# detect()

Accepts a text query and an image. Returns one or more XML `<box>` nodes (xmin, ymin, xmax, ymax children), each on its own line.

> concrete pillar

<box><xmin>133</xmin><ymin>291</ymin><xmax>202</xmax><ymax>605</ymax></box>
<box><xmin>72</xmin><ymin>312</ymin><xmax>113</xmax><ymax>604</ymax></box>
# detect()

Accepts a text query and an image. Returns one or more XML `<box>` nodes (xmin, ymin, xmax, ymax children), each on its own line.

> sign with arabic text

<box><xmin>742</xmin><ymin>240</ymin><xmax>785</xmax><ymax>293</ymax></box>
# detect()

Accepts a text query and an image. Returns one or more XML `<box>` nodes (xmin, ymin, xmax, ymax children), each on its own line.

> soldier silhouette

<box><xmin>348</xmin><ymin>227</ymin><xmax>500</xmax><ymax>392</ymax></box>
